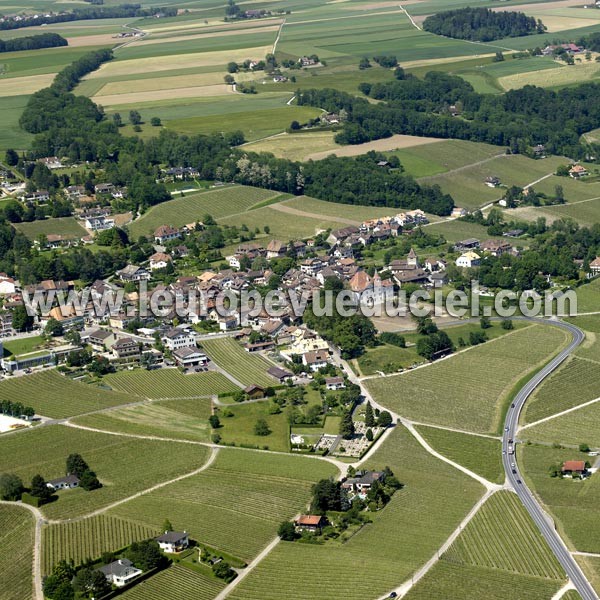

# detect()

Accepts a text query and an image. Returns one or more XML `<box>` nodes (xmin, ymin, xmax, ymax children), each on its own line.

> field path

<box><xmin>272</xmin><ymin>18</ymin><xmax>285</xmax><ymax>53</ymax></box>
<box><xmin>399</xmin><ymin>3</ymin><xmax>422</xmax><ymax>30</ymax></box>
<box><xmin>271</xmin><ymin>202</ymin><xmax>362</xmax><ymax>225</ymax></box>
<box><xmin>417</xmin><ymin>152</ymin><xmax>507</xmax><ymax>182</ymax></box>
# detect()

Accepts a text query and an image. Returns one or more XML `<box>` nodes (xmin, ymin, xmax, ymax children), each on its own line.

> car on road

<box><xmin>504</xmin><ymin>426</ymin><xmax>509</xmax><ymax>432</ymax></box>
<box><xmin>511</xmin><ymin>403</ymin><xmax>515</xmax><ymax>408</ymax></box>
<box><xmin>512</xmin><ymin>469</ymin><xmax>517</xmax><ymax>474</ymax></box>
<box><xmin>516</xmin><ymin>479</ymin><xmax>522</xmax><ymax>484</ymax></box>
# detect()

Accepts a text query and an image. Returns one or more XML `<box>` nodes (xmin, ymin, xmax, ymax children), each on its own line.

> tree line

<box><xmin>423</xmin><ymin>7</ymin><xmax>545</xmax><ymax>42</ymax></box>
<box><xmin>0</xmin><ymin>32</ymin><xmax>67</xmax><ymax>53</ymax></box>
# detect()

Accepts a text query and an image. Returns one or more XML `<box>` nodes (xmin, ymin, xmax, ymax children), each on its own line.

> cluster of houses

<box><xmin>454</xmin><ymin>238</ymin><xmax>518</xmax><ymax>268</ymax></box>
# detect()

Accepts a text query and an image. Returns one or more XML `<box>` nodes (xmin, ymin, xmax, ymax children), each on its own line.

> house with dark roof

<box><xmin>244</xmin><ymin>384</ymin><xmax>265</xmax><ymax>399</ymax></box>
<box><xmin>154</xmin><ymin>225</ymin><xmax>181</xmax><ymax>244</ymax></box>
<box><xmin>97</xmin><ymin>559</ymin><xmax>142</xmax><ymax>587</ymax></box>
<box><xmin>325</xmin><ymin>376</ymin><xmax>345</xmax><ymax>390</ymax></box>
<box><xmin>302</xmin><ymin>349</ymin><xmax>330</xmax><ymax>371</ymax></box>
<box><xmin>267</xmin><ymin>365</ymin><xmax>293</xmax><ymax>383</ymax></box>
<box><xmin>88</xmin><ymin>328</ymin><xmax>116</xmax><ymax>350</ymax></box>
<box><xmin>112</xmin><ymin>337</ymin><xmax>140</xmax><ymax>361</ymax></box>
<box><xmin>341</xmin><ymin>470</ymin><xmax>384</xmax><ymax>493</ymax></box>
<box><xmin>155</xmin><ymin>530</ymin><xmax>189</xmax><ymax>553</ymax></box>
<box><xmin>173</xmin><ymin>346</ymin><xmax>208</xmax><ymax>367</ymax></box>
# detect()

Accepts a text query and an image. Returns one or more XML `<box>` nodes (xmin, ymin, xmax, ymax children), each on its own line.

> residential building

<box><xmin>589</xmin><ymin>257</ymin><xmax>600</xmax><ymax>276</ymax></box>
<box><xmin>325</xmin><ymin>376</ymin><xmax>345</xmax><ymax>390</ymax></box>
<box><xmin>154</xmin><ymin>225</ymin><xmax>181</xmax><ymax>244</ymax></box>
<box><xmin>0</xmin><ymin>274</ymin><xmax>16</xmax><ymax>295</ymax></box>
<box><xmin>455</xmin><ymin>238</ymin><xmax>480</xmax><ymax>251</ymax></box>
<box><xmin>88</xmin><ymin>328</ymin><xmax>115</xmax><ymax>350</ymax></box>
<box><xmin>46</xmin><ymin>474</ymin><xmax>80</xmax><ymax>491</ymax></box>
<box><xmin>172</xmin><ymin>346</ymin><xmax>208</xmax><ymax>367</ymax></box>
<box><xmin>116</xmin><ymin>265</ymin><xmax>150</xmax><ymax>282</ymax></box>
<box><xmin>294</xmin><ymin>515</ymin><xmax>328</xmax><ymax>532</ymax></box>
<box><xmin>484</xmin><ymin>176</ymin><xmax>500</xmax><ymax>188</ymax></box>
<box><xmin>266</xmin><ymin>240</ymin><xmax>288</xmax><ymax>259</ymax></box>
<box><xmin>569</xmin><ymin>165</ymin><xmax>588</xmax><ymax>178</ymax></box>
<box><xmin>163</xmin><ymin>328</ymin><xmax>196</xmax><ymax>351</ymax></box>
<box><xmin>302</xmin><ymin>349</ymin><xmax>330</xmax><ymax>371</ymax></box>
<box><xmin>456</xmin><ymin>251</ymin><xmax>481</xmax><ymax>268</ymax></box>
<box><xmin>112</xmin><ymin>337</ymin><xmax>140</xmax><ymax>361</ymax></box>
<box><xmin>481</xmin><ymin>240</ymin><xmax>512</xmax><ymax>257</ymax></box>
<box><xmin>85</xmin><ymin>215</ymin><xmax>115</xmax><ymax>231</ymax></box>
<box><xmin>341</xmin><ymin>471</ymin><xmax>384</xmax><ymax>492</ymax></box>
<box><xmin>149</xmin><ymin>252</ymin><xmax>173</xmax><ymax>270</ymax></box>
<box><xmin>267</xmin><ymin>365</ymin><xmax>293</xmax><ymax>383</ymax></box>
<box><xmin>98</xmin><ymin>559</ymin><xmax>142</xmax><ymax>587</ymax></box>
<box><xmin>244</xmin><ymin>384</ymin><xmax>265</xmax><ymax>399</ymax></box>
<box><xmin>561</xmin><ymin>460</ymin><xmax>587</xmax><ymax>476</ymax></box>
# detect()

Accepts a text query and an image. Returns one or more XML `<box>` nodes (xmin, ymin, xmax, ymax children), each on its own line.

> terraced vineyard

<box><xmin>522</xmin><ymin>356</ymin><xmax>600</xmax><ymax>425</ymax></box>
<box><xmin>366</xmin><ymin>325</ymin><xmax>568</xmax><ymax>434</ymax></box>
<box><xmin>416</xmin><ymin>426</ymin><xmax>504</xmax><ymax>484</ymax></box>
<box><xmin>72</xmin><ymin>399</ymin><xmax>213</xmax><ymax>443</ymax></box>
<box><xmin>228</xmin><ymin>426</ymin><xmax>484</xmax><ymax>600</ymax></box>
<box><xmin>42</xmin><ymin>515</ymin><xmax>157</xmax><ymax>575</ymax></box>
<box><xmin>105</xmin><ymin>369</ymin><xmax>238</xmax><ymax>398</ymax></box>
<box><xmin>0</xmin><ymin>425</ymin><xmax>210</xmax><ymax>520</ymax></box>
<box><xmin>129</xmin><ymin>185</ymin><xmax>281</xmax><ymax>238</ymax></box>
<box><xmin>119</xmin><ymin>565</ymin><xmax>225</xmax><ymax>600</ymax></box>
<box><xmin>0</xmin><ymin>370</ymin><xmax>133</xmax><ymax>418</ymax></box>
<box><xmin>0</xmin><ymin>504</ymin><xmax>34</xmax><ymax>600</ymax></box>
<box><xmin>200</xmin><ymin>338</ymin><xmax>275</xmax><ymax>387</ymax></box>
<box><xmin>111</xmin><ymin>448</ymin><xmax>339</xmax><ymax>561</ymax></box>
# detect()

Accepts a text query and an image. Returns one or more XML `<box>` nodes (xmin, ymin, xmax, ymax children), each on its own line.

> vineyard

<box><xmin>523</xmin><ymin>356</ymin><xmax>600</xmax><ymax>425</ymax></box>
<box><xmin>42</xmin><ymin>515</ymin><xmax>157</xmax><ymax>575</ymax></box>
<box><xmin>0</xmin><ymin>504</ymin><xmax>34</xmax><ymax>600</ymax></box>
<box><xmin>570</xmin><ymin>315</ymin><xmax>600</xmax><ymax>364</ymax></box>
<box><xmin>0</xmin><ymin>370</ymin><xmax>132</xmax><ymax>418</ymax></box>
<box><xmin>365</xmin><ymin>325</ymin><xmax>568</xmax><ymax>435</ymax></box>
<box><xmin>104</xmin><ymin>369</ymin><xmax>238</xmax><ymax>398</ymax></box>
<box><xmin>72</xmin><ymin>398</ymin><xmax>213</xmax><ymax>442</ymax></box>
<box><xmin>444</xmin><ymin>491</ymin><xmax>564</xmax><ymax>579</ymax></box>
<box><xmin>228</xmin><ymin>427</ymin><xmax>483</xmax><ymax>600</ymax></box>
<box><xmin>119</xmin><ymin>565</ymin><xmax>225</xmax><ymax>600</ymax></box>
<box><xmin>0</xmin><ymin>424</ymin><xmax>209</xmax><ymax>520</ymax></box>
<box><xmin>415</xmin><ymin>426</ymin><xmax>504</xmax><ymax>484</ymax></box>
<box><xmin>200</xmin><ymin>338</ymin><xmax>276</xmax><ymax>387</ymax></box>
<box><xmin>110</xmin><ymin>448</ymin><xmax>338</xmax><ymax>561</ymax></box>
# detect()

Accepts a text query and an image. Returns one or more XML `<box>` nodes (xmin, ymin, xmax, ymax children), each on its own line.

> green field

<box><xmin>71</xmin><ymin>398</ymin><xmax>213</xmax><ymax>443</ymax></box>
<box><xmin>119</xmin><ymin>564</ymin><xmax>226</xmax><ymax>600</ymax></box>
<box><xmin>568</xmin><ymin>315</ymin><xmax>600</xmax><ymax>364</ymax></box>
<box><xmin>2</xmin><ymin>335</ymin><xmax>45</xmax><ymax>357</ymax></box>
<box><xmin>216</xmin><ymin>400</ymin><xmax>290</xmax><ymax>452</ymax></box>
<box><xmin>14</xmin><ymin>217</ymin><xmax>88</xmax><ymax>241</ymax></box>
<box><xmin>228</xmin><ymin>425</ymin><xmax>483</xmax><ymax>600</ymax></box>
<box><xmin>200</xmin><ymin>337</ymin><xmax>276</xmax><ymax>387</ymax></box>
<box><xmin>521</xmin><ymin>443</ymin><xmax>600</xmax><ymax>553</ymax></box>
<box><xmin>0</xmin><ymin>370</ymin><xmax>133</xmax><ymax>418</ymax></box>
<box><xmin>426</xmin><ymin>219</ymin><xmax>496</xmax><ymax>244</ymax></box>
<box><xmin>0</xmin><ymin>424</ymin><xmax>210</xmax><ymax>520</ymax></box>
<box><xmin>0</xmin><ymin>504</ymin><xmax>34</xmax><ymax>600</ymax></box>
<box><xmin>111</xmin><ymin>448</ymin><xmax>338</xmax><ymax>561</ymax></box>
<box><xmin>104</xmin><ymin>368</ymin><xmax>238</xmax><ymax>398</ymax></box>
<box><xmin>0</xmin><ymin>95</ymin><xmax>33</xmax><ymax>152</ymax></box>
<box><xmin>416</xmin><ymin>426</ymin><xmax>504</xmax><ymax>484</ymax></box>
<box><xmin>42</xmin><ymin>514</ymin><xmax>157</xmax><ymax>575</ymax></box>
<box><xmin>366</xmin><ymin>325</ymin><xmax>567</xmax><ymax>434</ymax></box>
<box><xmin>574</xmin><ymin>278</ymin><xmax>600</xmax><ymax>314</ymax></box>
<box><xmin>128</xmin><ymin>185</ymin><xmax>280</xmax><ymax>239</ymax></box>
<box><xmin>522</xmin><ymin>357</ymin><xmax>600</xmax><ymax>425</ymax></box>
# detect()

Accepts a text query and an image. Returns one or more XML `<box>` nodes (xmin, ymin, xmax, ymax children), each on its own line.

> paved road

<box><xmin>503</xmin><ymin>319</ymin><xmax>598</xmax><ymax>600</ymax></box>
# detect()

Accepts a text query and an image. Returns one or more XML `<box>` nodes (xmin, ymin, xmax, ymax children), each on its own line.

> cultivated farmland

<box><xmin>0</xmin><ymin>504</ymin><xmax>34</xmax><ymax>600</ymax></box>
<box><xmin>366</xmin><ymin>325</ymin><xmax>568</xmax><ymax>434</ymax></box>
<box><xmin>228</xmin><ymin>426</ymin><xmax>484</xmax><ymax>600</ymax></box>
<box><xmin>14</xmin><ymin>216</ymin><xmax>88</xmax><ymax>241</ymax></box>
<box><xmin>111</xmin><ymin>448</ymin><xmax>338</xmax><ymax>561</ymax></box>
<box><xmin>0</xmin><ymin>424</ymin><xmax>210</xmax><ymax>520</ymax></box>
<box><xmin>104</xmin><ymin>368</ymin><xmax>238</xmax><ymax>398</ymax></box>
<box><xmin>119</xmin><ymin>564</ymin><xmax>225</xmax><ymax>600</ymax></box>
<box><xmin>42</xmin><ymin>514</ymin><xmax>157</xmax><ymax>575</ymax></box>
<box><xmin>0</xmin><ymin>370</ymin><xmax>133</xmax><ymax>418</ymax></box>
<box><xmin>71</xmin><ymin>399</ymin><xmax>213</xmax><ymax>443</ymax></box>
<box><xmin>416</xmin><ymin>426</ymin><xmax>504</xmax><ymax>484</ymax></box>
<box><xmin>128</xmin><ymin>185</ymin><xmax>281</xmax><ymax>239</ymax></box>
<box><xmin>200</xmin><ymin>337</ymin><xmax>275</xmax><ymax>387</ymax></box>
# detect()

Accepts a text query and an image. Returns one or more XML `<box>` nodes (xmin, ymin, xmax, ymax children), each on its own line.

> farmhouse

<box><xmin>562</xmin><ymin>460</ymin><xmax>587</xmax><ymax>476</ymax></box>
<box><xmin>38</xmin><ymin>156</ymin><xmax>63</xmax><ymax>169</ymax></box>
<box><xmin>156</xmin><ymin>531</ymin><xmax>189</xmax><ymax>553</ymax></box>
<box><xmin>244</xmin><ymin>384</ymin><xmax>265</xmax><ymax>399</ymax></box>
<box><xmin>455</xmin><ymin>238</ymin><xmax>480</xmax><ymax>251</ymax></box>
<box><xmin>267</xmin><ymin>365</ymin><xmax>293</xmax><ymax>383</ymax></box>
<box><xmin>98</xmin><ymin>559</ymin><xmax>142</xmax><ymax>587</ymax></box>
<box><xmin>325</xmin><ymin>376</ymin><xmax>345</xmax><ymax>390</ymax></box>
<box><xmin>46</xmin><ymin>474</ymin><xmax>80</xmax><ymax>491</ymax></box>
<box><xmin>266</xmin><ymin>240</ymin><xmax>288</xmax><ymax>259</ymax></box>
<box><xmin>569</xmin><ymin>165</ymin><xmax>588</xmax><ymax>178</ymax></box>
<box><xmin>294</xmin><ymin>515</ymin><xmax>328</xmax><ymax>532</ymax></box>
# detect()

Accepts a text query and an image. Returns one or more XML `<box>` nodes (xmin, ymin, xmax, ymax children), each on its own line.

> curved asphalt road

<box><xmin>503</xmin><ymin>318</ymin><xmax>598</xmax><ymax>600</ymax></box>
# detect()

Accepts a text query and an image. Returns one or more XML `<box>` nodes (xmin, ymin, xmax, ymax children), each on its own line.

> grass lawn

<box><xmin>2</xmin><ymin>335</ymin><xmax>45</xmax><ymax>357</ymax></box>
<box><xmin>426</xmin><ymin>219</ymin><xmax>495</xmax><ymax>244</ymax></box>
<box><xmin>128</xmin><ymin>185</ymin><xmax>279</xmax><ymax>239</ymax></box>
<box><xmin>228</xmin><ymin>425</ymin><xmax>484</xmax><ymax>600</ymax></box>
<box><xmin>521</xmin><ymin>443</ymin><xmax>600</xmax><ymax>553</ymax></box>
<box><xmin>42</xmin><ymin>514</ymin><xmax>157</xmax><ymax>575</ymax></box>
<box><xmin>521</xmin><ymin>357</ymin><xmax>600</xmax><ymax>425</ymax></box>
<box><xmin>365</xmin><ymin>324</ymin><xmax>568</xmax><ymax>435</ymax></box>
<box><xmin>416</xmin><ymin>426</ymin><xmax>504</xmax><ymax>484</ymax></box>
<box><xmin>200</xmin><ymin>337</ymin><xmax>276</xmax><ymax>387</ymax></box>
<box><xmin>0</xmin><ymin>504</ymin><xmax>34</xmax><ymax>600</ymax></box>
<box><xmin>574</xmin><ymin>278</ymin><xmax>600</xmax><ymax>314</ymax></box>
<box><xmin>104</xmin><ymin>368</ymin><xmax>238</xmax><ymax>398</ymax></box>
<box><xmin>119</xmin><ymin>564</ymin><xmax>226</xmax><ymax>600</ymax></box>
<box><xmin>0</xmin><ymin>424</ymin><xmax>211</xmax><ymax>520</ymax></box>
<box><xmin>110</xmin><ymin>448</ymin><xmax>338</xmax><ymax>562</ymax></box>
<box><xmin>71</xmin><ymin>398</ymin><xmax>213</xmax><ymax>443</ymax></box>
<box><xmin>215</xmin><ymin>400</ymin><xmax>289</xmax><ymax>452</ymax></box>
<box><xmin>0</xmin><ymin>370</ymin><xmax>133</xmax><ymax>418</ymax></box>
<box><xmin>13</xmin><ymin>216</ymin><xmax>88</xmax><ymax>241</ymax></box>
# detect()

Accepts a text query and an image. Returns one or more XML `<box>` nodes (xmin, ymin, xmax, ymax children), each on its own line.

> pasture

<box><xmin>200</xmin><ymin>337</ymin><xmax>278</xmax><ymax>387</ymax></box>
<box><xmin>14</xmin><ymin>217</ymin><xmax>88</xmax><ymax>241</ymax></box>
<box><xmin>111</xmin><ymin>448</ymin><xmax>338</xmax><ymax>561</ymax></box>
<box><xmin>365</xmin><ymin>325</ymin><xmax>568</xmax><ymax>434</ymax></box>
<box><xmin>42</xmin><ymin>514</ymin><xmax>157</xmax><ymax>575</ymax></box>
<box><xmin>521</xmin><ymin>443</ymin><xmax>600</xmax><ymax>553</ymax></box>
<box><xmin>0</xmin><ymin>95</ymin><xmax>33</xmax><ymax>152</ymax></box>
<box><xmin>119</xmin><ymin>565</ymin><xmax>226</xmax><ymax>600</ymax></box>
<box><xmin>415</xmin><ymin>426</ymin><xmax>504</xmax><ymax>483</ymax></box>
<box><xmin>0</xmin><ymin>424</ymin><xmax>210</xmax><ymax>520</ymax></box>
<box><xmin>0</xmin><ymin>370</ymin><xmax>133</xmax><ymax>418</ymax></box>
<box><xmin>227</xmin><ymin>426</ymin><xmax>483</xmax><ymax>600</ymax></box>
<box><xmin>128</xmin><ymin>185</ymin><xmax>280</xmax><ymax>239</ymax></box>
<box><xmin>0</xmin><ymin>504</ymin><xmax>34</xmax><ymax>600</ymax></box>
<box><xmin>521</xmin><ymin>356</ymin><xmax>600</xmax><ymax>425</ymax></box>
<box><xmin>71</xmin><ymin>398</ymin><xmax>213</xmax><ymax>443</ymax></box>
<box><xmin>241</xmin><ymin>131</ymin><xmax>339</xmax><ymax>161</ymax></box>
<box><xmin>104</xmin><ymin>368</ymin><xmax>238</xmax><ymax>398</ymax></box>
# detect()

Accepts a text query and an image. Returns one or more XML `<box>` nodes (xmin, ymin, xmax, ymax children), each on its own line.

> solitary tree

<box><xmin>364</xmin><ymin>401</ymin><xmax>375</xmax><ymax>427</ymax></box>
<box><xmin>129</xmin><ymin>110</ymin><xmax>142</xmax><ymax>125</ymax></box>
<box><xmin>0</xmin><ymin>473</ymin><xmax>24</xmax><ymax>500</ymax></box>
<box><xmin>5</xmin><ymin>148</ymin><xmax>18</xmax><ymax>166</ymax></box>
<box><xmin>377</xmin><ymin>411</ymin><xmax>393</xmax><ymax>427</ymax></box>
<box><xmin>254</xmin><ymin>418</ymin><xmax>271</xmax><ymax>436</ymax></box>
